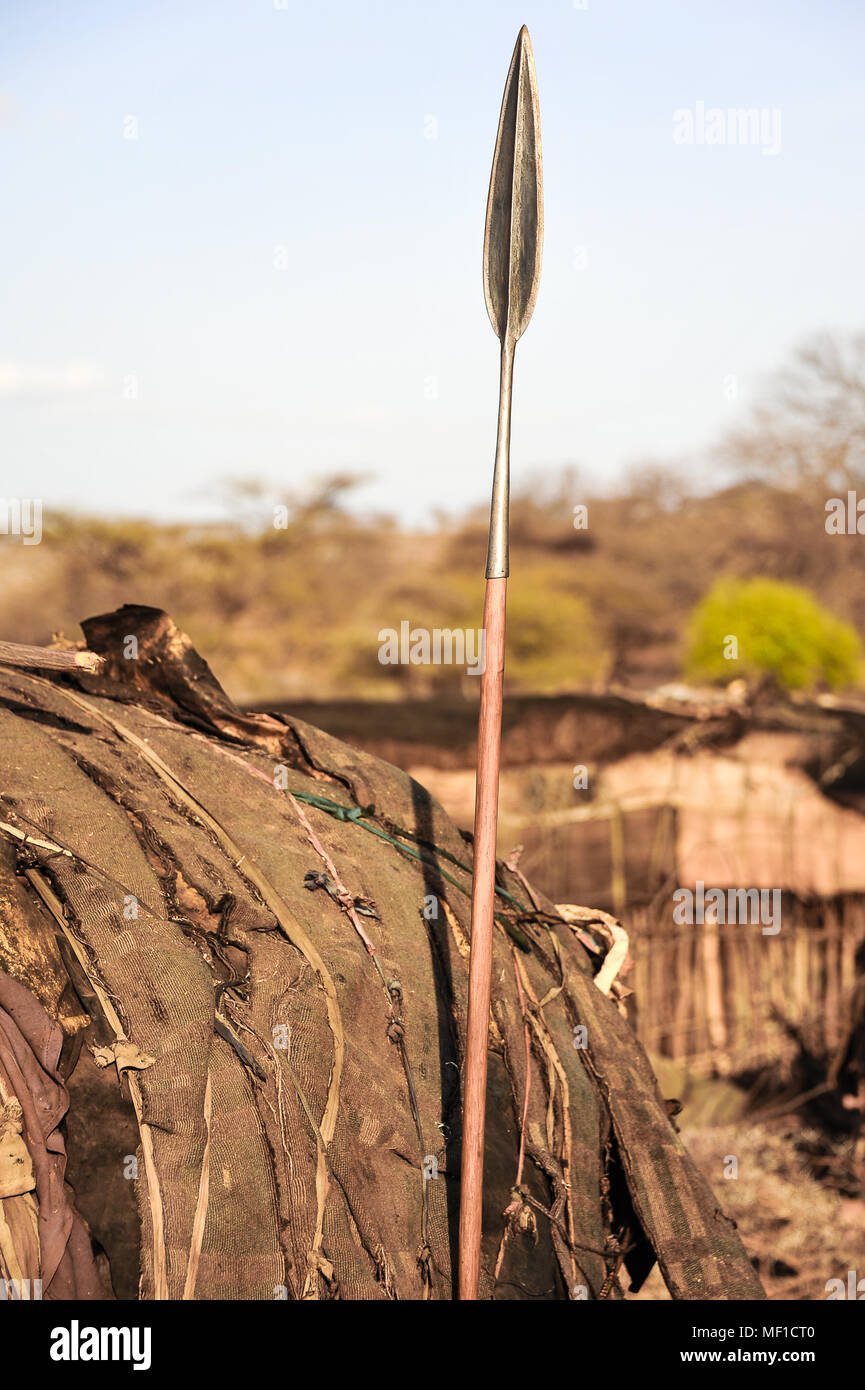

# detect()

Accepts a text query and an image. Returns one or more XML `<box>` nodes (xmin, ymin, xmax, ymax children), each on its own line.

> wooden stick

<box><xmin>0</xmin><ymin>640</ymin><xmax>103</xmax><ymax>673</ymax></box>
<box><xmin>458</xmin><ymin>575</ymin><xmax>506</xmax><ymax>1299</ymax></box>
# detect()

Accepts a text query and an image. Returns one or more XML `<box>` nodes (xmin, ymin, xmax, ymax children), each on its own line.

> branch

<box><xmin>0</xmin><ymin>640</ymin><xmax>104</xmax><ymax>674</ymax></box>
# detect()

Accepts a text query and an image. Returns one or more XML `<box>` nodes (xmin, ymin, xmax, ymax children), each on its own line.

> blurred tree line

<box><xmin>4</xmin><ymin>331</ymin><xmax>865</xmax><ymax>703</ymax></box>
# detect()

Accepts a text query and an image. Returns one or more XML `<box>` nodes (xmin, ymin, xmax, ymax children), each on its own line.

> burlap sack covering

<box><xmin>0</xmin><ymin>607</ymin><xmax>764</xmax><ymax>1300</ymax></box>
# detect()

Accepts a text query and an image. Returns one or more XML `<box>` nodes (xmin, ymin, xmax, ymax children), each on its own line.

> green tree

<box><xmin>685</xmin><ymin>577</ymin><xmax>864</xmax><ymax>691</ymax></box>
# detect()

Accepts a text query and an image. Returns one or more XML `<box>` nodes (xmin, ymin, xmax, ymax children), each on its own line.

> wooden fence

<box><xmin>626</xmin><ymin>896</ymin><xmax>865</xmax><ymax>1074</ymax></box>
<box><xmin>504</xmin><ymin>799</ymin><xmax>865</xmax><ymax>1073</ymax></box>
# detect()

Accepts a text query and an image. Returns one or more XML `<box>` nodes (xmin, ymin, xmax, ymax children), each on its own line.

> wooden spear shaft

<box><xmin>458</xmin><ymin>340</ymin><xmax>514</xmax><ymax>1301</ymax></box>
<box><xmin>459</xmin><ymin>25</ymin><xmax>543</xmax><ymax>1300</ymax></box>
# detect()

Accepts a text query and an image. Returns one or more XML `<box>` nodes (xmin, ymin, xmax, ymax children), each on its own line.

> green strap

<box><xmin>289</xmin><ymin>788</ymin><xmax>531</xmax><ymax>949</ymax></box>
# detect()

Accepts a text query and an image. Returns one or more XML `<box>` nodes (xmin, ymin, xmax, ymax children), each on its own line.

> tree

<box><xmin>685</xmin><ymin>577</ymin><xmax>864</xmax><ymax>692</ymax></box>
<box><xmin>720</xmin><ymin>331</ymin><xmax>865</xmax><ymax>495</ymax></box>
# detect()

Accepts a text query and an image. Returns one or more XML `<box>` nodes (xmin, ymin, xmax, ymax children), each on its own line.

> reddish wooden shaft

<box><xmin>458</xmin><ymin>574</ymin><xmax>507</xmax><ymax>1300</ymax></box>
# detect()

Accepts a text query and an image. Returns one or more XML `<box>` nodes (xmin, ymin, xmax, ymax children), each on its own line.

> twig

<box><xmin>746</xmin><ymin>1082</ymin><xmax>832</xmax><ymax>1124</ymax></box>
<box><xmin>493</xmin><ymin>951</ymin><xmax>533</xmax><ymax>1281</ymax></box>
<box><xmin>0</xmin><ymin>640</ymin><xmax>103</xmax><ymax>673</ymax></box>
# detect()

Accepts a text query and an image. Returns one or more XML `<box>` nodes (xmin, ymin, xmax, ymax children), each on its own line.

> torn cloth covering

<box><xmin>0</xmin><ymin>606</ymin><xmax>765</xmax><ymax>1300</ymax></box>
<box><xmin>0</xmin><ymin>972</ymin><xmax>103</xmax><ymax>1298</ymax></box>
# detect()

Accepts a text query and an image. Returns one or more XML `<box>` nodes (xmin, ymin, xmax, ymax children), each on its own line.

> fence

<box><xmin>504</xmin><ymin>796</ymin><xmax>865</xmax><ymax>1073</ymax></box>
<box><xmin>626</xmin><ymin>896</ymin><xmax>865</xmax><ymax>1074</ymax></box>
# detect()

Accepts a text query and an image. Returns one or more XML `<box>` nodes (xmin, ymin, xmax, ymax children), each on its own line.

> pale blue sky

<box><xmin>2</xmin><ymin>0</ymin><xmax>863</xmax><ymax>524</ymax></box>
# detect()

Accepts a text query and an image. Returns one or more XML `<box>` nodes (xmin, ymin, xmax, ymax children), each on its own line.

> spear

<box><xmin>459</xmin><ymin>24</ymin><xmax>543</xmax><ymax>1300</ymax></box>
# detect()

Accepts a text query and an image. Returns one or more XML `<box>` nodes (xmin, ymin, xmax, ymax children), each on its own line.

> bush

<box><xmin>685</xmin><ymin>577</ymin><xmax>863</xmax><ymax>691</ymax></box>
<box><xmin>505</xmin><ymin>565</ymin><xmax>611</xmax><ymax>691</ymax></box>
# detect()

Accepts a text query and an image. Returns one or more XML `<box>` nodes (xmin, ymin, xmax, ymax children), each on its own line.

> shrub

<box><xmin>685</xmin><ymin>577</ymin><xmax>863</xmax><ymax>691</ymax></box>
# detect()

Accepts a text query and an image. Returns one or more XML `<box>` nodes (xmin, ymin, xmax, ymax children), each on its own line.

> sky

<box><xmin>2</xmin><ymin>0</ymin><xmax>864</xmax><ymax>526</ymax></box>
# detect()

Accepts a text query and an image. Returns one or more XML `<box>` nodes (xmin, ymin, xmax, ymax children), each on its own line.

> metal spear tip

<box><xmin>483</xmin><ymin>22</ymin><xmax>544</xmax><ymax>347</ymax></box>
<box><xmin>514</xmin><ymin>26</ymin><xmax>535</xmax><ymax>73</ymax></box>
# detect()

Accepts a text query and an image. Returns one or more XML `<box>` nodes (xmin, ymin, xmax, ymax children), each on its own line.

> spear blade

<box><xmin>459</xmin><ymin>25</ymin><xmax>543</xmax><ymax>1301</ymax></box>
<box><xmin>482</xmin><ymin>25</ymin><xmax>544</xmax><ymax>583</ymax></box>
<box><xmin>483</xmin><ymin>25</ymin><xmax>544</xmax><ymax>348</ymax></box>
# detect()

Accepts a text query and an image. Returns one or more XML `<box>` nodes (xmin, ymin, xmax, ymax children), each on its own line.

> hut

<box><xmin>0</xmin><ymin>608</ymin><xmax>763</xmax><ymax>1300</ymax></box>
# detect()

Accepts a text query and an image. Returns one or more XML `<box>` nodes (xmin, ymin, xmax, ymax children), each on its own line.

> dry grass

<box><xmin>631</xmin><ymin>1119</ymin><xmax>865</xmax><ymax>1301</ymax></box>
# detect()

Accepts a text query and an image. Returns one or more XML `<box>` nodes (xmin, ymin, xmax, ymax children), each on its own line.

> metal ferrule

<box><xmin>485</xmin><ymin>339</ymin><xmax>515</xmax><ymax>579</ymax></box>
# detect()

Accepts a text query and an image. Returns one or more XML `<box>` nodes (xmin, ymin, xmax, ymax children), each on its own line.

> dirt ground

<box><xmin>630</xmin><ymin>1119</ymin><xmax>865</xmax><ymax>1301</ymax></box>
